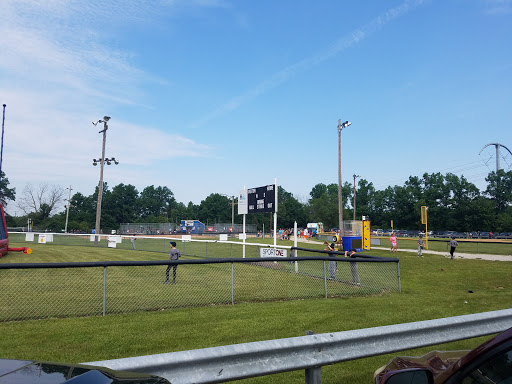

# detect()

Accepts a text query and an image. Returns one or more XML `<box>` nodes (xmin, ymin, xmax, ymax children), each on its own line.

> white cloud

<box><xmin>0</xmin><ymin>0</ymin><xmax>220</xmax><ymax>209</ymax></box>
<box><xmin>191</xmin><ymin>0</ymin><xmax>428</xmax><ymax>128</ymax></box>
<box><xmin>484</xmin><ymin>0</ymin><xmax>512</xmax><ymax>14</ymax></box>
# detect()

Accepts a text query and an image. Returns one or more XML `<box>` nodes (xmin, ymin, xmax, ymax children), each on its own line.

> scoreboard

<box><xmin>247</xmin><ymin>184</ymin><xmax>276</xmax><ymax>213</ymax></box>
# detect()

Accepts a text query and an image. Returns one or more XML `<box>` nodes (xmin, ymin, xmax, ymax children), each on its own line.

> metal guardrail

<box><xmin>84</xmin><ymin>308</ymin><xmax>512</xmax><ymax>384</ymax></box>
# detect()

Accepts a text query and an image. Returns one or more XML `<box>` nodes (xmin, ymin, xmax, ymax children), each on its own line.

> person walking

<box><xmin>345</xmin><ymin>248</ymin><xmax>360</xmax><ymax>285</ymax></box>
<box><xmin>164</xmin><ymin>241</ymin><xmax>181</xmax><ymax>284</ymax></box>
<box><xmin>390</xmin><ymin>233</ymin><xmax>398</xmax><ymax>254</ymax></box>
<box><xmin>449</xmin><ymin>237</ymin><xmax>458</xmax><ymax>259</ymax></box>
<box><xmin>417</xmin><ymin>234</ymin><xmax>424</xmax><ymax>257</ymax></box>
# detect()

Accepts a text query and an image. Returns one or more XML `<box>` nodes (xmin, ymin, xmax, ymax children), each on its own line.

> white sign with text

<box><xmin>260</xmin><ymin>248</ymin><xmax>287</xmax><ymax>258</ymax></box>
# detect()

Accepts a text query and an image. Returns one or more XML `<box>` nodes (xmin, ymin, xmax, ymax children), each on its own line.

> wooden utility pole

<box><xmin>353</xmin><ymin>174</ymin><xmax>360</xmax><ymax>220</ymax></box>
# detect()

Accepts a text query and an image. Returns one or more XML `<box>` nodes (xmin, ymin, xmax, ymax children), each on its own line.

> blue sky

<box><xmin>1</xmin><ymin>0</ymin><xmax>512</xmax><ymax>214</ymax></box>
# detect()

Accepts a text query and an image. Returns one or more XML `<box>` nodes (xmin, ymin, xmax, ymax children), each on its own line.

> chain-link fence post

<box><xmin>103</xmin><ymin>267</ymin><xmax>107</xmax><ymax>316</ymax></box>
<box><xmin>323</xmin><ymin>261</ymin><xmax>327</xmax><ymax>298</ymax></box>
<box><xmin>397</xmin><ymin>262</ymin><xmax>402</xmax><ymax>293</ymax></box>
<box><xmin>231</xmin><ymin>263</ymin><xmax>234</xmax><ymax>305</ymax></box>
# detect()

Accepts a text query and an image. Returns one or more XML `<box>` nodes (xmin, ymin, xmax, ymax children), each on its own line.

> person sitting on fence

<box><xmin>164</xmin><ymin>241</ymin><xmax>181</xmax><ymax>285</ymax></box>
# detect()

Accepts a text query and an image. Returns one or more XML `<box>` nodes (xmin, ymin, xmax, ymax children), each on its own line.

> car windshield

<box><xmin>459</xmin><ymin>345</ymin><xmax>512</xmax><ymax>384</ymax></box>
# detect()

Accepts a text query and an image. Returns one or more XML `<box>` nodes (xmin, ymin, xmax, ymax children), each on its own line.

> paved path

<box><xmin>371</xmin><ymin>247</ymin><xmax>512</xmax><ymax>261</ymax></box>
<box><xmin>291</xmin><ymin>236</ymin><xmax>511</xmax><ymax>262</ymax></box>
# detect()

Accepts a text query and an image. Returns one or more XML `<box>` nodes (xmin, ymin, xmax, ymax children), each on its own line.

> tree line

<box><xmin>1</xmin><ymin>170</ymin><xmax>512</xmax><ymax>233</ymax></box>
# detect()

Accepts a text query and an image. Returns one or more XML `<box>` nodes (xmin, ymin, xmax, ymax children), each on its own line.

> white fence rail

<box><xmin>85</xmin><ymin>308</ymin><xmax>512</xmax><ymax>384</ymax></box>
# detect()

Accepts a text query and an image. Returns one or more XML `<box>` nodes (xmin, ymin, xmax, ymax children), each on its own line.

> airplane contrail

<box><xmin>191</xmin><ymin>0</ymin><xmax>428</xmax><ymax>128</ymax></box>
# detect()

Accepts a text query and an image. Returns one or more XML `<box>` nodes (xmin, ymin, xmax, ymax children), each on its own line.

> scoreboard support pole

<box><xmin>294</xmin><ymin>221</ymin><xmax>298</xmax><ymax>273</ymax></box>
<box><xmin>243</xmin><ymin>213</ymin><xmax>246</xmax><ymax>258</ymax></box>
<box><xmin>273</xmin><ymin>178</ymin><xmax>278</xmax><ymax>248</ymax></box>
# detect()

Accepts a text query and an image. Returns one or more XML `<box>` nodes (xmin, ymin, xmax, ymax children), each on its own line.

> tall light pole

<box><xmin>338</xmin><ymin>119</ymin><xmax>351</xmax><ymax>240</ymax></box>
<box><xmin>92</xmin><ymin>116</ymin><xmax>116</xmax><ymax>246</ymax></box>
<box><xmin>64</xmin><ymin>185</ymin><xmax>73</xmax><ymax>233</ymax></box>
<box><xmin>353</xmin><ymin>174</ymin><xmax>360</xmax><ymax>220</ymax></box>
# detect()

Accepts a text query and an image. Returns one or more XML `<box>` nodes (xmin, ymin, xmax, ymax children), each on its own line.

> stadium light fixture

<box><xmin>92</xmin><ymin>117</ymin><xmax>118</xmax><ymax>246</ymax></box>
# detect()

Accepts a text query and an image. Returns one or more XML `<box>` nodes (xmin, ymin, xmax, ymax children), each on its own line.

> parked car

<box><xmin>479</xmin><ymin>231</ymin><xmax>491</xmax><ymax>239</ymax></box>
<box><xmin>0</xmin><ymin>358</ymin><xmax>170</xmax><ymax>383</ymax></box>
<box><xmin>497</xmin><ymin>232</ymin><xmax>512</xmax><ymax>239</ymax></box>
<box><xmin>374</xmin><ymin>326</ymin><xmax>512</xmax><ymax>384</ymax></box>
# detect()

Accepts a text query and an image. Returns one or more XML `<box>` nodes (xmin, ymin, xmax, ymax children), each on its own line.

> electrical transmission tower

<box><xmin>479</xmin><ymin>143</ymin><xmax>512</xmax><ymax>173</ymax></box>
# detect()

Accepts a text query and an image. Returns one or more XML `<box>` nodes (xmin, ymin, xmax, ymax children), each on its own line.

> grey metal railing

<box><xmin>84</xmin><ymin>308</ymin><xmax>512</xmax><ymax>384</ymax></box>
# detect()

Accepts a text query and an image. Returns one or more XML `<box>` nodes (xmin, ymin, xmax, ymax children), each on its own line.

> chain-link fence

<box><xmin>0</xmin><ymin>254</ymin><xmax>400</xmax><ymax>322</ymax></box>
<box><xmin>117</xmin><ymin>222</ymin><xmax>258</xmax><ymax>235</ymax></box>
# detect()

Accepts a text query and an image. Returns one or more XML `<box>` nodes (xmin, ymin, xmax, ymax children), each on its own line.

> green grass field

<box><xmin>0</xmin><ymin>238</ymin><xmax>511</xmax><ymax>383</ymax></box>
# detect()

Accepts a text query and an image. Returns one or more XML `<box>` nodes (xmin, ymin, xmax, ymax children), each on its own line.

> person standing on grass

<box><xmin>449</xmin><ymin>237</ymin><xmax>458</xmax><ymax>259</ymax></box>
<box><xmin>344</xmin><ymin>248</ymin><xmax>361</xmax><ymax>285</ymax></box>
<box><xmin>390</xmin><ymin>233</ymin><xmax>398</xmax><ymax>253</ymax></box>
<box><xmin>164</xmin><ymin>241</ymin><xmax>181</xmax><ymax>284</ymax></box>
<box><xmin>417</xmin><ymin>234</ymin><xmax>424</xmax><ymax>257</ymax></box>
<box><xmin>131</xmin><ymin>235</ymin><xmax>136</xmax><ymax>250</ymax></box>
<box><xmin>324</xmin><ymin>241</ymin><xmax>337</xmax><ymax>279</ymax></box>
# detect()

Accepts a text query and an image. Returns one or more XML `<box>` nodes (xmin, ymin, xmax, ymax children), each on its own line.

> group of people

<box><xmin>323</xmin><ymin>242</ymin><xmax>360</xmax><ymax>285</ymax></box>
<box><xmin>389</xmin><ymin>232</ymin><xmax>459</xmax><ymax>259</ymax></box>
<box><xmin>159</xmin><ymin>230</ymin><xmax>460</xmax><ymax>287</ymax></box>
<box><xmin>278</xmin><ymin>228</ymin><xmax>294</xmax><ymax>240</ymax></box>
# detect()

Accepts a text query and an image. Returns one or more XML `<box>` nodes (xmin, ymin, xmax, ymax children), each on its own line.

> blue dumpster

<box><xmin>342</xmin><ymin>236</ymin><xmax>362</xmax><ymax>252</ymax></box>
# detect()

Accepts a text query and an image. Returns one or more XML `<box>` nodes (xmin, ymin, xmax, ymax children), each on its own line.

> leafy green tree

<box><xmin>444</xmin><ymin>173</ymin><xmax>481</xmax><ymax>231</ymax></box>
<box><xmin>309</xmin><ymin>183</ymin><xmax>328</xmax><ymax>200</ymax></box>
<box><xmin>277</xmin><ymin>186</ymin><xmax>307</xmax><ymax>228</ymax></box>
<box><xmin>354</xmin><ymin>179</ymin><xmax>376</xmax><ymax>219</ymax></box>
<box><xmin>421</xmin><ymin>172</ymin><xmax>450</xmax><ymax>230</ymax></box>
<box><xmin>139</xmin><ymin>185</ymin><xmax>176</xmax><ymax>218</ymax></box>
<box><xmin>308</xmin><ymin>183</ymin><xmax>342</xmax><ymax>229</ymax></box>
<box><xmin>387</xmin><ymin>185</ymin><xmax>418</xmax><ymax>229</ymax></box>
<box><xmin>496</xmin><ymin>207</ymin><xmax>512</xmax><ymax>232</ymax></box>
<box><xmin>485</xmin><ymin>170</ymin><xmax>512</xmax><ymax>214</ymax></box>
<box><xmin>198</xmin><ymin>193</ymin><xmax>231</xmax><ymax>224</ymax></box>
<box><xmin>184</xmin><ymin>202</ymin><xmax>200</xmax><ymax>220</ymax></box>
<box><xmin>0</xmin><ymin>172</ymin><xmax>15</xmax><ymax>207</ymax></box>
<box><xmin>102</xmin><ymin>183</ymin><xmax>139</xmax><ymax>225</ymax></box>
<box><xmin>66</xmin><ymin>192</ymin><xmax>95</xmax><ymax>231</ymax></box>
